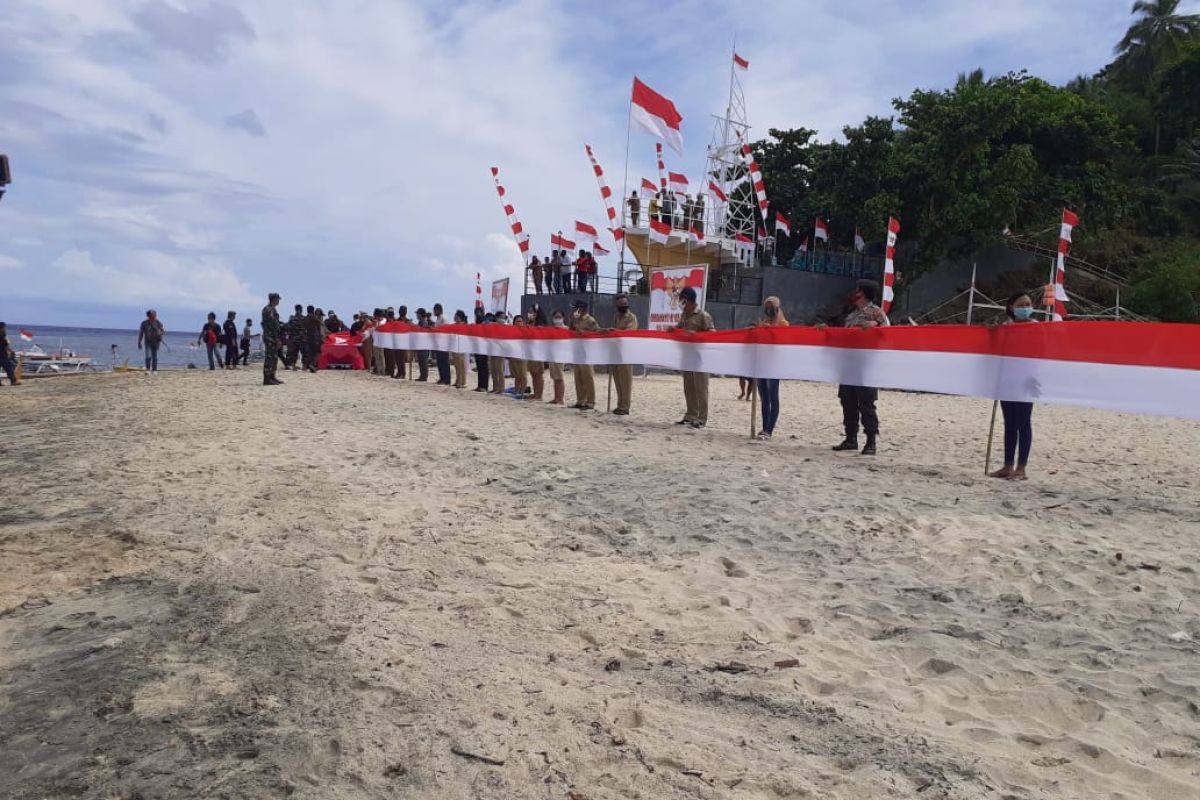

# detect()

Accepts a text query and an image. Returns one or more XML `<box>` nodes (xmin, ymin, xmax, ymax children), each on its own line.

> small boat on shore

<box><xmin>17</xmin><ymin>344</ymin><xmax>101</xmax><ymax>376</ymax></box>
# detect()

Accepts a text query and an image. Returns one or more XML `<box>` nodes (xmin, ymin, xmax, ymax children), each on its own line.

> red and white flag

<box><xmin>689</xmin><ymin>225</ymin><xmax>705</xmax><ymax>244</ymax></box>
<box><xmin>668</xmin><ymin>171</ymin><xmax>689</xmax><ymax>196</ymax></box>
<box><xmin>854</xmin><ymin>228</ymin><xmax>866</xmax><ymax>253</ymax></box>
<box><xmin>19</xmin><ymin>328</ymin><xmax>34</xmax><ymax>342</ymax></box>
<box><xmin>551</xmin><ymin>232</ymin><xmax>577</xmax><ymax>251</ymax></box>
<box><xmin>733</xmin><ymin>52</ymin><xmax>749</xmax><ymax>71</ymax></box>
<box><xmin>707</xmin><ymin>180</ymin><xmax>727</xmax><ymax>202</ymax></box>
<box><xmin>641</xmin><ymin>177</ymin><xmax>658</xmax><ymax>195</ymax></box>
<box><xmin>734</xmin><ymin>233</ymin><xmax>753</xmax><ymax>245</ymax></box>
<box><xmin>490</xmin><ymin>167</ymin><xmax>530</xmax><ymax>262</ymax></box>
<box><xmin>814</xmin><ymin>218</ymin><xmax>830</xmax><ymax>242</ymax></box>
<box><xmin>740</xmin><ymin>141</ymin><xmax>770</xmax><ymax>223</ymax></box>
<box><xmin>593</xmin><ymin>241</ymin><xmax>610</xmax><ymax>256</ymax></box>
<box><xmin>799</xmin><ymin>236</ymin><xmax>809</xmax><ymax>254</ymax></box>
<box><xmin>1051</xmin><ymin>208</ymin><xmax>1078</xmax><ymax>322</ymax></box>
<box><xmin>584</xmin><ymin>144</ymin><xmax>624</xmax><ymax>241</ymax></box>
<box><xmin>648</xmin><ymin>218</ymin><xmax>672</xmax><ymax>244</ymax></box>
<box><xmin>882</xmin><ymin>217</ymin><xmax>900</xmax><ymax>315</ymax></box>
<box><xmin>774</xmin><ymin>212</ymin><xmax>790</xmax><ymax>238</ymax></box>
<box><xmin>758</xmin><ymin>226</ymin><xmax>768</xmax><ymax>241</ymax></box>
<box><xmin>475</xmin><ymin>272</ymin><xmax>484</xmax><ymax>311</ymax></box>
<box><xmin>574</xmin><ymin>220</ymin><xmax>599</xmax><ymax>244</ymax></box>
<box><xmin>655</xmin><ymin>143</ymin><xmax>667</xmax><ymax>192</ymax></box>
<box><xmin>631</xmin><ymin>77</ymin><xmax>683</xmax><ymax>155</ymax></box>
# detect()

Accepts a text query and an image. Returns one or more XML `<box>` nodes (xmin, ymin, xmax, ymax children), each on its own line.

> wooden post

<box><xmin>984</xmin><ymin>400</ymin><xmax>999</xmax><ymax>475</ymax></box>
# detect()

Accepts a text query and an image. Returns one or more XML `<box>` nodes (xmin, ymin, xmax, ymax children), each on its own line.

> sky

<box><xmin>0</xmin><ymin>0</ymin><xmax>1157</xmax><ymax>330</ymax></box>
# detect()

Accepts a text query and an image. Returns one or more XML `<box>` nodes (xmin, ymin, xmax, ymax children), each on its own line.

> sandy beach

<box><xmin>2</xmin><ymin>368</ymin><xmax>1199</xmax><ymax>799</ymax></box>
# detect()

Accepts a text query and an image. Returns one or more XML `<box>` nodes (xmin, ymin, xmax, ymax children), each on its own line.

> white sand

<box><xmin>2</xmin><ymin>368</ymin><xmax>1198</xmax><ymax>799</ymax></box>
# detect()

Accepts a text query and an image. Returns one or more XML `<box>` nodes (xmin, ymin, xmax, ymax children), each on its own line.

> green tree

<box><xmin>1128</xmin><ymin>239</ymin><xmax>1200</xmax><ymax>322</ymax></box>
<box><xmin>1113</xmin><ymin>0</ymin><xmax>1200</xmax><ymax>154</ymax></box>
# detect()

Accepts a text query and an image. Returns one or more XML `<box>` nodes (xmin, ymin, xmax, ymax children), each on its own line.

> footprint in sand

<box><xmin>719</xmin><ymin>557</ymin><xmax>748</xmax><ymax>578</ymax></box>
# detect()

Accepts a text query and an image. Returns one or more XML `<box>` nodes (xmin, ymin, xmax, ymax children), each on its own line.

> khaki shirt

<box><xmin>677</xmin><ymin>308</ymin><xmax>715</xmax><ymax>333</ymax></box>
<box><xmin>573</xmin><ymin>313</ymin><xmax>599</xmax><ymax>333</ymax></box>
<box><xmin>612</xmin><ymin>310</ymin><xmax>639</xmax><ymax>331</ymax></box>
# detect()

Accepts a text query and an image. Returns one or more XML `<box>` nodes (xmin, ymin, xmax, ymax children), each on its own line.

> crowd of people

<box><xmin>626</xmin><ymin>189</ymin><xmax>706</xmax><ymax>232</ymax></box>
<box><xmin>246</xmin><ymin>278</ymin><xmax>1039</xmax><ymax>470</ymax></box>
<box><xmin>527</xmin><ymin>249</ymin><xmax>599</xmax><ymax>295</ymax></box>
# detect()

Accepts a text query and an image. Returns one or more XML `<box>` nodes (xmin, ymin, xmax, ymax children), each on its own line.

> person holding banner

<box><xmin>829</xmin><ymin>280</ymin><xmax>889</xmax><ymax>455</ymax></box>
<box><xmin>472</xmin><ymin>307</ymin><xmax>490</xmax><ymax>392</ymax></box>
<box><xmin>755</xmin><ymin>296</ymin><xmax>789</xmax><ymax>439</ymax></box>
<box><xmin>546</xmin><ymin>310</ymin><xmax>568</xmax><ymax>405</ymax></box>
<box><xmin>451</xmin><ymin>309</ymin><xmax>469</xmax><ymax>388</ymax></box>
<box><xmin>525</xmin><ymin>306</ymin><xmax>547</xmax><ymax>401</ymax></box>
<box><xmin>990</xmin><ymin>292</ymin><xmax>1038</xmax><ymax>480</ymax></box>
<box><xmin>487</xmin><ymin>312</ymin><xmax>506</xmax><ymax>395</ymax></box>
<box><xmin>508</xmin><ymin>316</ymin><xmax>529</xmax><ymax>398</ymax></box>
<box><xmin>670</xmin><ymin>286</ymin><xmax>716</xmax><ymax>428</ymax></box>
<box><xmin>607</xmin><ymin>294</ymin><xmax>638</xmax><ymax>415</ymax></box>
<box><xmin>570</xmin><ymin>300</ymin><xmax>599</xmax><ymax>410</ymax></box>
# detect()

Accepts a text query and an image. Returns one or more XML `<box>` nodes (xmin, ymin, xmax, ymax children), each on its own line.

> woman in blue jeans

<box><xmin>755</xmin><ymin>296</ymin><xmax>789</xmax><ymax>440</ymax></box>
<box><xmin>990</xmin><ymin>292</ymin><xmax>1037</xmax><ymax>480</ymax></box>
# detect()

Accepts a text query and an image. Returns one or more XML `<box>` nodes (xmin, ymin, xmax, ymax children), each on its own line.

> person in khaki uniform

<box><xmin>670</xmin><ymin>286</ymin><xmax>716</xmax><ymax>428</ymax></box>
<box><xmin>607</xmin><ymin>294</ymin><xmax>638</xmax><ymax>415</ymax></box>
<box><xmin>570</xmin><ymin>300</ymin><xmax>599</xmax><ymax>410</ymax></box>
<box><xmin>546</xmin><ymin>310</ymin><xmax>568</xmax><ymax>405</ymax></box>
<box><xmin>508</xmin><ymin>316</ymin><xmax>529</xmax><ymax>397</ymax></box>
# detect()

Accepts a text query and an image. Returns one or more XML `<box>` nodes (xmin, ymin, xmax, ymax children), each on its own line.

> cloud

<box><xmin>50</xmin><ymin>247</ymin><xmax>256</xmax><ymax>310</ymax></box>
<box><xmin>131</xmin><ymin>0</ymin><xmax>255</xmax><ymax>65</ymax></box>
<box><xmin>0</xmin><ymin>0</ymin><xmax>1149</xmax><ymax>327</ymax></box>
<box><xmin>223</xmin><ymin>108</ymin><xmax>265</xmax><ymax>137</ymax></box>
<box><xmin>0</xmin><ymin>254</ymin><xmax>25</xmax><ymax>270</ymax></box>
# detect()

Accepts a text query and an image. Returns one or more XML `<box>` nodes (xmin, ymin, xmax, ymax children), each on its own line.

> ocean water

<box><xmin>10</xmin><ymin>324</ymin><xmax>263</xmax><ymax>371</ymax></box>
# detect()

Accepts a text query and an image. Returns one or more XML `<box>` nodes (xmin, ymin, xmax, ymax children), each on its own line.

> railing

<box><xmin>1003</xmin><ymin>236</ymin><xmax>1128</xmax><ymax>287</ymax></box>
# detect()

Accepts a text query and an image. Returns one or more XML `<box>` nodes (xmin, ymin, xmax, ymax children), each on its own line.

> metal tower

<box><xmin>703</xmin><ymin>49</ymin><xmax>758</xmax><ymax>251</ymax></box>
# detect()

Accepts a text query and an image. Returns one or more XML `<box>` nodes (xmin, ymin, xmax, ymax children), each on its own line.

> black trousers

<box><xmin>474</xmin><ymin>354</ymin><xmax>489</xmax><ymax>389</ymax></box>
<box><xmin>416</xmin><ymin>351</ymin><xmax>429</xmax><ymax>381</ymax></box>
<box><xmin>435</xmin><ymin>351</ymin><xmax>451</xmax><ymax>384</ymax></box>
<box><xmin>224</xmin><ymin>341</ymin><xmax>239</xmax><ymax>367</ymax></box>
<box><xmin>838</xmin><ymin>385</ymin><xmax>879</xmax><ymax>438</ymax></box>
<box><xmin>1</xmin><ymin>355</ymin><xmax>17</xmax><ymax>384</ymax></box>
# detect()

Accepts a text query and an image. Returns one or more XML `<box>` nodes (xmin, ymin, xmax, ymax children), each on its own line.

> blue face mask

<box><xmin>1013</xmin><ymin>306</ymin><xmax>1034</xmax><ymax>321</ymax></box>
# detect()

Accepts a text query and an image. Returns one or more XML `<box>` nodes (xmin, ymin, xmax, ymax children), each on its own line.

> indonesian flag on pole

<box><xmin>655</xmin><ymin>143</ymin><xmax>667</xmax><ymax>191</ymax></box>
<box><xmin>574</xmin><ymin>220</ymin><xmax>599</xmax><ymax>244</ymax></box>
<box><xmin>689</xmin><ymin>226</ymin><xmax>705</xmax><ymax>244</ymax></box>
<box><xmin>1051</xmin><ymin>208</ymin><xmax>1078</xmax><ymax>322</ymax></box>
<box><xmin>668</xmin><ymin>171</ymin><xmax>688</xmax><ymax>196</ymax></box>
<box><xmin>733</xmin><ymin>52</ymin><xmax>749</xmax><ymax>71</ymax></box>
<box><xmin>551</xmin><ymin>233</ymin><xmax>577</xmax><ymax>251</ymax></box>
<box><xmin>814</xmin><ymin>218</ymin><xmax>830</xmax><ymax>242</ymax></box>
<box><xmin>593</xmin><ymin>241</ymin><xmax>610</xmax><ymax>256</ymax></box>
<box><xmin>641</xmin><ymin>177</ymin><xmax>658</xmax><ymax>195</ymax></box>
<box><xmin>648</xmin><ymin>218</ymin><xmax>672</xmax><ymax>244</ymax></box>
<box><xmin>734</xmin><ymin>233</ymin><xmax>753</xmax><ymax>245</ymax></box>
<box><xmin>774</xmin><ymin>212</ymin><xmax>790</xmax><ymax>238</ymax></box>
<box><xmin>854</xmin><ymin>228</ymin><xmax>866</xmax><ymax>253</ymax></box>
<box><xmin>883</xmin><ymin>217</ymin><xmax>900</xmax><ymax>315</ymax></box>
<box><xmin>19</xmin><ymin>328</ymin><xmax>34</xmax><ymax>342</ymax></box>
<box><xmin>707</xmin><ymin>180</ymin><xmax>727</xmax><ymax>202</ymax></box>
<box><xmin>631</xmin><ymin>77</ymin><xmax>684</xmax><ymax>155</ymax></box>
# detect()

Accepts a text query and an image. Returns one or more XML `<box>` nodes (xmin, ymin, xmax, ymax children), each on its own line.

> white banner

<box><xmin>646</xmin><ymin>264</ymin><xmax>709</xmax><ymax>331</ymax></box>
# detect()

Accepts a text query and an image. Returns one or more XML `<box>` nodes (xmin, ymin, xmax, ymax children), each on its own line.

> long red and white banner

<box><xmin>367</xmin><ymin>322</ymin><xmax>1200</xmax><ymax>420</ymax></box>
<box><xmin>490</xmin><ymin>167</ymin><xmax>530</xmax><ymax>264</ymax></box>
<box><xmin>584</xmin><ymin>144</ymin><xmax>624</xmax><ymax>241</ymax></box>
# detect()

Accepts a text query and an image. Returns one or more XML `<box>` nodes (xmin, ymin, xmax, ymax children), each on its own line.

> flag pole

<box><xmin>618</xmin><ymin>79</ymin><xmax>633</xmax><ymax>293</ymax></box>
<box><xmin>984</xmin><ymin>400</ymin><xmax>999</xmax><ymax>475</ymax></box>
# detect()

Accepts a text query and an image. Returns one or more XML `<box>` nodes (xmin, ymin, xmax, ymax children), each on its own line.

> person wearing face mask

<box><xmin>451</xmin><ymin>309</ymin><xmax>469</xmax><ymax>388</ymax></box>
<box><xmin>546</xmin><ymin>310</ymin><xmax>568</xmax><ymax>405</ymax></box>
<box><xmin>606</xmin><ymin>294</ymin><xmax>638</xmax><ymax>415</ymax></box>
<box><xmin>826</xmin><ymin>279</ymin><xmax>889</xmax><ymax>455</ymax></box>
<box><xmin>569</xmin><ymin>300</ymin><xmax>599</xmax><ymax>409</ymax></box>
<box><xmin>487</xmin><ymin>313</ymin><xmax>507</xmax><ymax>395</ymax></box>
<box><xmin>989</xmin><ymin>292</ymin><xmax>1038</xmax><ymax>480</ymax></box>
<box><xmin>524</xmin><ymin>306</ymin><xmax>547</xmax><ymax>400</ymax></box>
<box><xmin>472</xmin><ymin>307</ymin><xmax>491</xmax><ymax>392</ymax></box>
<box><xmin>508</xmin><ymin>316</ymin><xmax>530</xmax><ymax>398</ymax></box>
<box><xmin>669</xmin><ymin>286</ymin><xmax>716</xmax><ymax>428</ymax></box>
<box><xmin>754</xmin><ymin>296</ymin><xmax>789</xmax><ymax>439</ymax></box>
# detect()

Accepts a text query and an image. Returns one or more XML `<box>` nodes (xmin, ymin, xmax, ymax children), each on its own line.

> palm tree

<box><xmin>1114</xmin><ymin>0</ymin><xmax>1200</xmax><ymax>154</ymax></box>
<box><xmin>1160</xmin><ymin>135</ymin><xmax>1200</xmax><ymax>206</ymax></box>
<box><xmin>1115</xmin><ymin>0</ymin><xmax>1200</xmax><ymax>82</ymax></box>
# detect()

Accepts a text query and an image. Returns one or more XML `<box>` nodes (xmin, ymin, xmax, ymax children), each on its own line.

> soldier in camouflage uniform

<box><xmin>261</xmin><ymin>292</ymin><xmax>284</xmax><ymax>385</ymax></box>
<box><xmin>284</xmin><ymin>304</ymin><xmax>304</xmax><ymax>369</ymax></box>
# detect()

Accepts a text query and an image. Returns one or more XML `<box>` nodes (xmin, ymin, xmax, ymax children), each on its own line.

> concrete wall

<box><xmin>899</xmin><ymin>245</ymin><xmax>1041</xmax><ymax>317</ymax></box>
<box><xmin>522</xmin><ymin>267</ymin><xmax>857</xmax><ymax>328</ymax></box>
